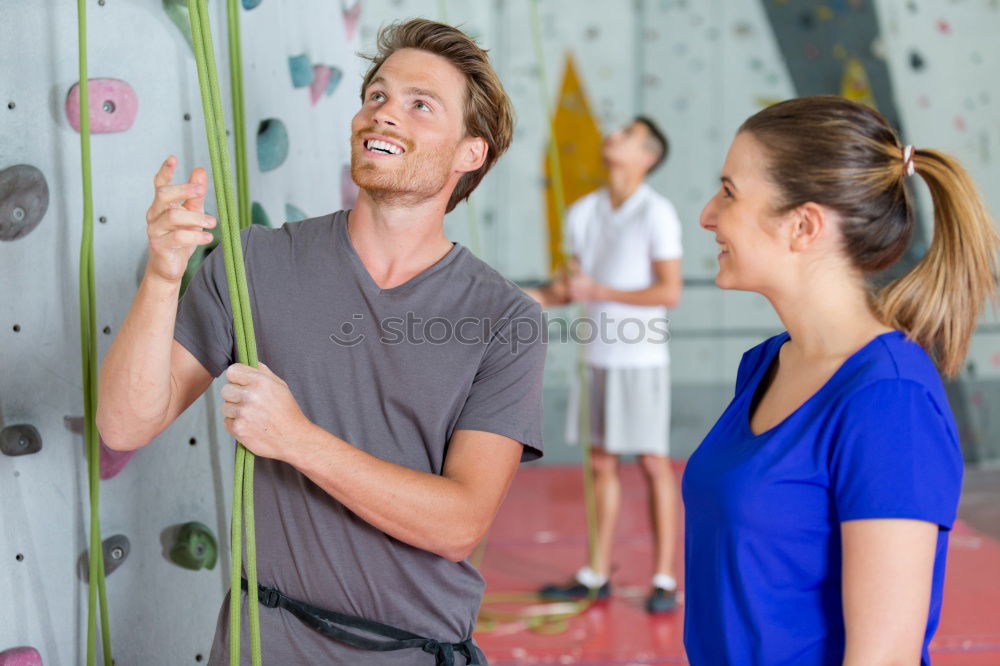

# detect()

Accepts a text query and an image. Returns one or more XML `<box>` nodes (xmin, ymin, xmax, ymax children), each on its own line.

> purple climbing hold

<box><xmin>342</xmin><ymin>0</ymin><xmax>361</xmax><ymax>40</ymax></box>
<box><xmin>310</xmin><ymin>65</ymin><xmax>331</xmax><ymax>105</ymax></box>
<box><xmin>65</xmin><ymin>78</ymin><xmax>138</xmax><ymax>134</ymax></box>
<box><xmin>99</xmin><ymin>435</ymin><xmax>136</xmax><ymax>480</ymax></box>
<box><xmin>0</xmin><ymin>647</ymin><xmax>43</xmax><ymax>666</ymax></box>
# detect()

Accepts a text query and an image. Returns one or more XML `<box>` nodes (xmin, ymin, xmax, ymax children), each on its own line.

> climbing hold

<box><xmin>341</xmin><ymin>164</ymin><xmax>359</xmax><ymax>210</ymax></box>
<box><xmin>180</xmin><ymin>222</ymin><xmax>220</xmax><ymax>295</ymax></box>
<box><xmin>324</xmin><ymin>66</ymin><xmax>343</xmax><ymax>97</ymax></box>
<box><xmin>0</xmin><ymin>164</ymin><xmax>49</xmax><ymax>242</ymax></box>
<box><xmin>909</xmin><ymin>50</ymin><xmax>926</xmax><ymax>71</ymax></box>
<box><xmin>310</xmin><ymin>65</ymin><xmax>331</xmax><ymax>105</ymax></box>
<box><xmin>841</xmin><ymin>57</ymin><xmax>876</xmax><ymax>108</ymax></box>
<box><xmin>79</xmin><ymin>534</ymin><xmax>130</xmax><ymax>581</ymax></box>
<box><xmin>251</xmin><ymin>201</ymin><xmax>271</xmax><ymax>228</ymax></box>
<box><xmin>342</xmin><ymin>0</ymin><xmax>361</xmax><ymax>40</ymax></box>
<box><xmin>289</xmin><ymin>54</ymin><xmax>313</xmax><ymax>88</ymax></box>
<box><xmin>170</xmin><ymin>522</ymin><xmax>218</xmax><ymax>570</ymax></box>
<box><xmin>1</xmin><ymin>424</ymin><xmax>42</xmax><ymax>457</ymax></box>
<box><xmin>99</xmin><ymin>436</ymin><xmax>136</xmax><ymax>480</ymax></box>
<box><xmin>65</xmin><ymin>78</ymin><xmax>138</xmax><ymax>134</ymax></box>
<box><xmin>242</xmin><ymin>0</ymin><xmax>263</xmax><ymax>8</ymax></box>
<box><xmin>0</xmin><ymin>647</ymin><xmax>43</xmax><ymax>666</ymax></box>
<box><xmin>256</xmin><ymin>118</ymin><xmax>288</xmax><ymax>172</ymax></box>
<box><xmin>285</xmin><ymin>203</ymin><xmax>306</xmax><ymax>223</ymax></box>
<box><xmin>162</xmin><ymin>0</ymin><xmax>195</xmax><ymax>52</ymax></box>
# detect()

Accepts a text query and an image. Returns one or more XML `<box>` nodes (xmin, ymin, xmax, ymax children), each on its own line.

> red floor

<box><xmin>474</xmin><ymin>463</ymin><xmax>1000</xmax><ymax>665</ymax></box>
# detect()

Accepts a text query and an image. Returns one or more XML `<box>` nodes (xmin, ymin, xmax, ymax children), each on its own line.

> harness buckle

<box><xmin>258</xmin><ymin>585</ymin><xmax>281</xmax><ymax>609</ymax></box>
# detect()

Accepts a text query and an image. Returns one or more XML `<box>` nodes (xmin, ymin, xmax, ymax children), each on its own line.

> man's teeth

<box><xmin>366</xmin><ymin>139</ymin><xmax>403</xmax><ymax>155</ymax></box>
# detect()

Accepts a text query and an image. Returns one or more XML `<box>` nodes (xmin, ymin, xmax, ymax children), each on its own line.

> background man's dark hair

<box><xmin>635</xmin><ymin>115</ymin><xmax>669</xmax><ymax>173</ymax></box>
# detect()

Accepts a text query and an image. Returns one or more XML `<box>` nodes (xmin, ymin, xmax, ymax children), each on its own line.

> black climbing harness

<box><xmin>240</xmin><ymin>579</ymin><xmax>481</xmax><ymax>666</ymax></box>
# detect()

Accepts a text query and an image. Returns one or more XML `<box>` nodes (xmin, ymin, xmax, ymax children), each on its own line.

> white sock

<box><xmin>575</xmin><ymin>566</ymin><xmax>608</xmax><ymax>588</ymax></box>
<box><xmin>652</xmin><ymin>573</ymin><xmax>677</xmax><ymax>591</ymax></box>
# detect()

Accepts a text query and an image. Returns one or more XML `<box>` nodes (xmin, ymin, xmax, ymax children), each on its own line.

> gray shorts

<box><xmin>565</xmin><ymin>364</ymin><xmax>671</xmax><ymax>456</ymax></box>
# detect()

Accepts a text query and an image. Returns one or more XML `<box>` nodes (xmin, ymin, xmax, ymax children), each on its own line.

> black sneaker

<box><xmin>645</xmin><ymin>586</ymin><xmax>677</xmax><ymax>613</ymax></box>
<box><xmin>538</xmin><ymin>580</ymin><xmax>611</xmax><ymax>601</ymax></box>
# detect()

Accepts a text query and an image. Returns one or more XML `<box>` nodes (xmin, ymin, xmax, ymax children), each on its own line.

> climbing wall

<box><xmin>0</xmin><ymin>1</ymin><xmax>362</xmax><ymax>663</ymax></box>
<box><xmin>358</xmin><ymin>0</ymin><xmax>1000</xmax><ymax>462</ymax></box>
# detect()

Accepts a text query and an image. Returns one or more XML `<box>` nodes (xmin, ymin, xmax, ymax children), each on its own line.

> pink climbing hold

<box><xmin>342</xmin><ymin>0</ymin><xmax>361</xmax><ymax>40</ymax></box>
<box><xmin>0</xmin><ymin>647</ymin><xmax>43</xmax><ymax>666</ymax></box>
<box><xmin>99</xmin><ymin>435</ymin><xmax>136</xmax><ymax>480</ymax></box>
<box><xmin>65</xmin><ymin>78</ymin><xmax>138</xmax><ymax>134</ymax></box>
<box><xmin>310</xmin><ymin>65</ymin><xmax>332</xmax><ymax>106</ymax></box>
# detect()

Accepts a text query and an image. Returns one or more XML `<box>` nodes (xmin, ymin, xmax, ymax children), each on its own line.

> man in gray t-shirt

<box><xmin>98</xmin><ymin>19</ymin><xmax>541</xmax><ymax>665</ymax></box>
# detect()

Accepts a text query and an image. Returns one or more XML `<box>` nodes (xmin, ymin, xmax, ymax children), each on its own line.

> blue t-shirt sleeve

<box><xmin>829</xmin><ymin>378</ymin><xmax>962</xmax><ymax>529</ymax></box>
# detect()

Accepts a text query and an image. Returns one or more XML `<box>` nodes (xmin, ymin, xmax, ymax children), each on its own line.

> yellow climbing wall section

<box><xmin>544</xmin><ymin>53</ymin><xmax>607</xmax><ymax>272</ymax></box>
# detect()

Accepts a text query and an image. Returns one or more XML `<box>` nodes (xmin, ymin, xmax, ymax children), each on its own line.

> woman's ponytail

<box><xmin>877</xmin><ymin>149</ymin><xmax>1000</xmax><ymax>376</ymax></box>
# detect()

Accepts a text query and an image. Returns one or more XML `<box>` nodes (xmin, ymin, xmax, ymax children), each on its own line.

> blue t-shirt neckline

<box><xmin>741</xmin><ymin>330</ymin><xmax>906</xmax><ymax>439</ymax></box>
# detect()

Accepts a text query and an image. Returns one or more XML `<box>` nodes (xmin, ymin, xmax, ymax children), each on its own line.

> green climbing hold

<box><xmin>325</xmin><ymin>66</ymin><xmax>343</xmax><ymax>96</ymax></box>
<box><xmin>251</xmin><ymin>201</ymin><xmax>271</xmax><ymax>227</ymax></box>
<box><xmin>256</xmin><ymin>118</ymin><xmax>288</xmax><ymax>172</ymax></box>
<box><xmin>288</xmin><ymin>54</ymin><xmax>313</xmax><ymax>88</ymax></box>
<box><xmin>169</xmin><ymin>521</ymin><xmax>218</xmax><ymax>570</ymax></box>
<box><xmin>242</xmin><ymin>0</ymin><xmax>263</xmax><ymax>8</ymax></box>
<box><xmin>285</xmin><ymin>203</ymin><xmax>306</xmax><ymax>222</ymax></box>
<box><xmin>179</xmin><ymin>221</ymin><xmax>220</xmax><ymax>296</ymax></box>
<box><xmin>162</xmin><ymin>0</ymin><xmax>195</xmax><ymax>52</ymax></box>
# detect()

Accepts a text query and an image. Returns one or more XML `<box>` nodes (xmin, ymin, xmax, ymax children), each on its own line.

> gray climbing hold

<box><xmin>1</xmin><ymin>425</ymin><xmax>42</xmax><ymax>457</ymax></box>
<box><xmin>256</xmin><ymin>118</ymin><xmax>289</xmax><ymax>172</ymax></box>
<box><xmin>242</xmin><ymin>0</ymin><xmax>263</xmax><ymax>8</ymax></box>
<box><xmin>0</xmin><ymin>165</ymin><xmax>49</xmax><ymax>241</ymax></box>
<box><xmin>251</xmin><ymin>201</ymin><xmax>271</xmax><ymax>227</ymax></box>
<box><xmin>79</xmin><ymin>534</ymin><xmax>130</xmax><ymax>581</ymax></box>
<box><xmin>289</xmin><ymin>54</ymin><xmax>313</xmax><ymax>88</ymax></box>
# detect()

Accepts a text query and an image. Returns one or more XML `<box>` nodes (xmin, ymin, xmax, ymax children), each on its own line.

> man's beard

<box><xmin>350</xmin><ymin>137</ymin><xmax>455</xmax><ymax>208</ymax></box>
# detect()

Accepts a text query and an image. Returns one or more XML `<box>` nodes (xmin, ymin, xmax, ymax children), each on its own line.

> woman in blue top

<box><xmin>683</xmin><ymin>96</ymin><xmax>999</xmax><ymax>665</ymax></box>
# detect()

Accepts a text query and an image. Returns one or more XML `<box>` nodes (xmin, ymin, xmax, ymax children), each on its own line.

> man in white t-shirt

<box><xmin>526</xmin><ymin>116</ymin><xmax>683</xmax><ymax>613</ymax></box>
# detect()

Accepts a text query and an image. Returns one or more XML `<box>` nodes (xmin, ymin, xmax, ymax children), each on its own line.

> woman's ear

<box><xmin>788</xmin><ymin>202</ymin><xmax>828</xmax><ymax>253</ymax></box>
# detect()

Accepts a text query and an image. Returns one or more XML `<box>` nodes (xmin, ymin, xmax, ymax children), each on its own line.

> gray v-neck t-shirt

<box><xmin>174</xmin><ymin>211</ymin><xmax>546</xmax><ymax>664</ymax></box>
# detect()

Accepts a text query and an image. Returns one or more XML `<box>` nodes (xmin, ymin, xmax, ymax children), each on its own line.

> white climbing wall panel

<box><xmin>0</xmin><ymin>1</ymin><xmax>362</xmax><ymax>663</ymax></box>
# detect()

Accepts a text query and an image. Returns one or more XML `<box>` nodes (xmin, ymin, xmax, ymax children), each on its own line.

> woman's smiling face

<box><xmin>700</xmin><ymin>132</ymin><xmax>795</xmax><ymax>294</ymax></box>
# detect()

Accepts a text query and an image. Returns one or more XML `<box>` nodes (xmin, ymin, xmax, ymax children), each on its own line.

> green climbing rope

<box><xmin>76</xmin><ymin>1</ymin><xmax>112</xmax><ymax>664</ymax></box>
<box><xmin>227</xmin><ymin>0</ymin><xmax>251</xmax><ymax>231</ymax></box>
<box><xmin>188</xmin><ymin>1</ymin><xmax>262</xmax><ymax>664</ymax></box>
<box><xmin>433</xmin><ymin>0</ymin><xmax>484</xmax><ymax>258</ymax></box>
<box><xmin>477</xmin><ymin>0</ymin><xmax>600</xmax><ymax>635</ymax></box>
<box><xmin>527</xmin><ymin>0</ymin><xmax>598</xmax><ymax>577</ymax></box>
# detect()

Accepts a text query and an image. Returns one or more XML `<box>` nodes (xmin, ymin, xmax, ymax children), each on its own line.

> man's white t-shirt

<box><xmin>567</xmin><ymin>183</ymin><xmax>683</xmax><ymax>368</ymax></box>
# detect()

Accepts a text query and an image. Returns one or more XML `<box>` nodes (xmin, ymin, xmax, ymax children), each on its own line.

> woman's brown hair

<box><xmin>360</xmin><ymin>19</ymin><xmax>515</xmax><ymax>213</ymax></box>
<box><xmin>740</xmin><ymin>95</ymin><xmax>998</xmax><ymax>376</ymax></box>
